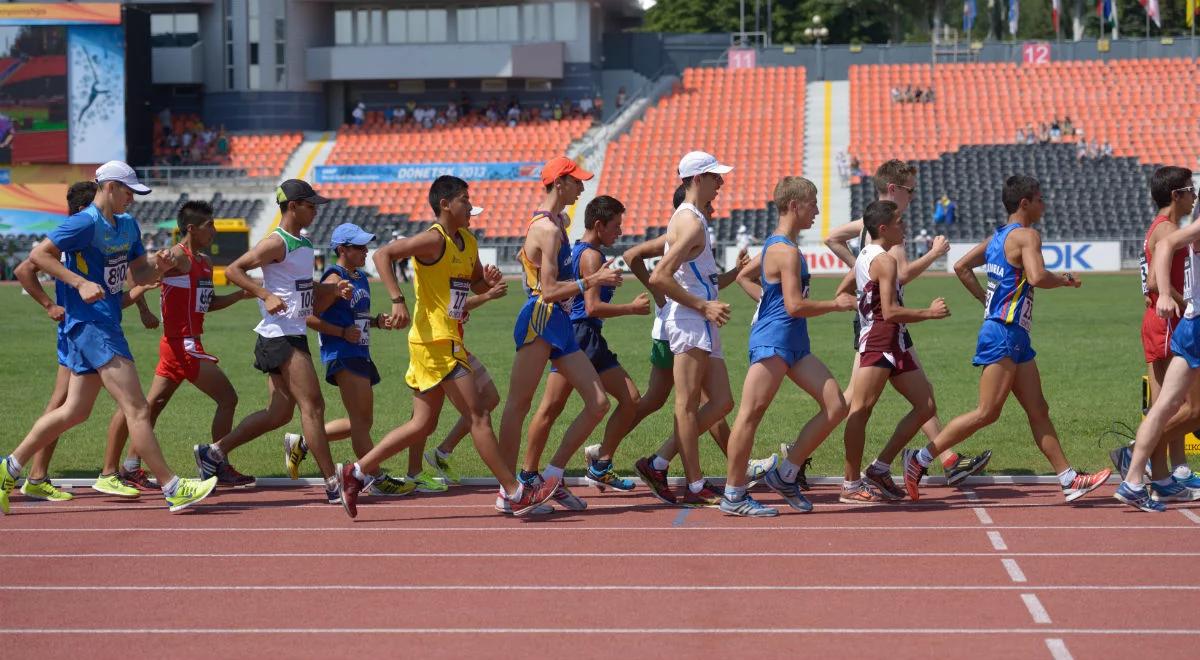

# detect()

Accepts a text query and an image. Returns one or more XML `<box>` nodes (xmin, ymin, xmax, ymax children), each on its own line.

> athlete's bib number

<box><xmin>1139</xmin><ymin>254</ymin><xmax>1150</xmax><ymax>297</ymax></box>
<box><xmin>1184</xmin><ymin>257</ymin><xmax>1193</xmax><ymax>303</ymax></box>
<box><xmin>983</xmin><ymin>281</ymin><xmax>997</xmax><ymax>317</ymax></box>
<box><xmin>1017</xmin><ymin>297</ymin><xmax>1033</xmax><ymax>332</ymax></box>
<box><xmin>103</xmin><ymin>254</ymin><xmax>128</xmax><ymax>295</ymax></box>
<box><xmin>448</xmin><ymin>278</ymin><xmax>470</xmax><ymax>320</ymax></box>
<box><xmin>295</xmin><ymin>279</ymin><xmax>314</xmax><ymax>318</ymax></box>
<box><xmin>196</xmin><ymin>278</ymin><xmax>214</xmax><ymax>313</ymax></box>
<box><xmin>354</xmin><ymin>311</ymin><xmax>371</xmax><ymax>347</ymax></box>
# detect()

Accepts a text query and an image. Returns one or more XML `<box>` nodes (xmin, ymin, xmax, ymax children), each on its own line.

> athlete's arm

<box><xmin>465</xmin><ymin>281</ymin><xmax>507</xmax><ymax>311</ymax></box>
<box><xmin>735</xmin><ymin>254</ymin><xmax>764</xmax><ymax>302</ymax></box>
<box><xmin>1154</xmin><ymin>222</ymin><xmax>1200</xmax><ymax>318</ymax></box>
<box><xmin>825</xmin><ymin>219</ymin><xmax>864</xmax><ymax>268</ymax></box>
<box><xmin>306</xmin><ymin>270</ymin><xmax>361</xmax><ymax>342</ymax></box>
<box><xmin>834</xmin><ymin>269</ymin><xmax>856</xmax><ymax>299</ymax></box>
<box><xmin>897</xmin><ymin>235</ymin><xmax>949</xmax><ymax>285</ymax></box>
<box><xmin>371</xmin><ymin>232</ymin><xmax>441</xmax><ymax>330</ymax></box>
<box><xmin>1015</xmin><ymin>228</ymin><xmax>1078</xmax><ymax>290</ymax></box>
<box><xmin>226</xmin><ymin>233</ymin><xmax>287</xmax><ymax>314</ymax></box>
<box><xmin>952</xmin><ymin>240</ymin><xmax>989</xmax><ymax>305</ymax></box>
<box><xmin>649</xmin><ymin>214</ymin><xmax>729</xmax><ymax>325</ymax></box>
<box><xmin>30</xmin><ymin>234</ymin><xmax>95</xmax><ymax>300</ymax></box>
<box><xmin>716</xmin><ymin>247</ymin><xmax>749</xmax><ymax>289</ymax></box>
<box><xmin>623</xmin><ymin>235</ymin><xmax>667</xmax><ymax>306</ymax></box>
<box><xmin>530</xmin><ymin>220</ymin><xmax>621</xmax><ymax>303</ymax></box>
<box><xmin>311</xmin><ymin>271</ymin><xmax>343</xmax><ymax>315</ymax></box>
<box><xmin>208</xmin><ymin>287</ymin><xmax>254</xmax><ymax>312</ymax></box>
<box><xmin>129</xmin><ymin>247</ymin><xmax>175</xmax><ymax>285</ymax></box>
<box><xmin>777</xmin><ymin>245</ymin><xmax>854</xmax><ymax>318</ymax></box>
<box><xmin>313</xmin><ymin>279</ymin><xmax>353</xmax><ymax>311</ymax></box>
<box><xmin>578</xmin><ymin>248</ymin><xmax>649</xmax><ymax>318</ymax></box>
<box><xmin>13</xmin><ymin>252</ymin><xmax>61</xmax><ymax>320</ymax></box>
<box><xmin>1144</xmin><ymin>220</ymin><xmax>1185</xmax><ymax>307</ymax></box>
<box><xmin>876</xmin><ymin>253</ymin><xmax>949</xmax><ymax>323</ymax></box>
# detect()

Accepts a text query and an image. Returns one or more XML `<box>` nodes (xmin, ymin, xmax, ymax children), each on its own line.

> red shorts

<box><xmin>1142</xmin><ymin>308</ymin><xmax>1181</xmax><ymax>364</ymax></box>
<box><xmin>860</xmin><ymin>349</ymin><xmax>919</xmax><ymax>375</ymax></box>
<box><xmin>155</xmin><ymin>336</ymin><xmax>219</xmax><ymax>383</ymax></box>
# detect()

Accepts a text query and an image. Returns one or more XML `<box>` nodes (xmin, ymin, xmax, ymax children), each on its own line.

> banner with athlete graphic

<box><xmin>66</xmin><ymin>24</ymin><xmax>124</xmax><ymax>163</ymax></box>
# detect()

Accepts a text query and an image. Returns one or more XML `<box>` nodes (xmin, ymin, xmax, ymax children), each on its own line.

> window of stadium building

<box><xmin>150</xmin><ymin>12</ymin><xmax>200</xmax><ymax>48</ymax></box>
<box><xmin>336</xmin><ymin>8</ymin><xmax>447</xmax><ymax>45</ymax></box>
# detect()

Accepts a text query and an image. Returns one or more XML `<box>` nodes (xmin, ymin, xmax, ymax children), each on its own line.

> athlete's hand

<box><xmin>1157</xmin><ymin>294</ymin><xmax>1180</xmax><ymax>320</ymax></box>
<box><xmin>152</xmin><ymin>249</ymin><xmax>175</xmax><ymax>275</ymax></box>
<box><xmin>928</xmin><ymin>297</ymin><xmax>950</xmax><ymax>319</ymax></box>
<box><xmin>653</xmin><ymin>293</ymin><xmax>667</xmax><ymax>309</ymax></box>
<box><xmin>139</xmin><ymin>308</ymin><xmax>160</xmax><ymax>330</ymax></box>
<box><xmin>590</xmin><ymin>259</ymin><xmax>623</xmax><ymax>288</ymax></box>
<box><xmin>342</xmin><ymin>325</ymin><xmax>363</xmax><ymax>343</ymax></box>
<box><xmin>336</xmin><ymin>279</ymin><xmax>354</xmax><ymax>300</ymax></box>
<box><xmin>76</xmin><ymin>280</ymin><xmax>104</xmax><ymax>304</ymax></box>
<box><xmin>486</xmin><ymin>281</ymin><xmax>508</xmax><ymax>300</ymax></box>
<box><xmin>46</xmin><ymin>304</ymin><xmax>66</xmax><ymax>323</ymax></box>
<box><xmin>735</xmin><ymin>247</ymin><xmax>750</xmax><ymax>271</ymax></box>
<box><xmin>1063</xmin><ymin>273</ymin><xmax>1082</xmax><ymax>288</ymax></box>
<box><xmin>389</xmin><ymin>302</ymin><xmax>411</xmax><ymax>329</ymax></box>
<box><xmin>930</xmin><ymin>235</ymin><xmax>950</xmax><ymax>257</ymax></box>
<box><xmin>263</xmin><ymin>293</ymin><xmax>286</xmax><ymax>315</ymax></box>
<box><xmin>702</xmin><ymin>300</ymin><xmax>732</xmax><ymax>327</ymax></box>
<box><xmin>833</xmin><ymin>292</ymin><xmax>856</xmax><ymax>311</ymax></box>
<box><xmin>629</xmin><ymin>292</ymin><xmax>652</xmax><ymax>315</ymax></box>
<box><xmin>483</xmin><ymin>264</ymin><xmax>503</xmax><ymax>287</ymax></box>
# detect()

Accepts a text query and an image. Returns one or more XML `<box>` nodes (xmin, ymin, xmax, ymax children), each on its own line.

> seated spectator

<box><xmin>1102</xmin><ymin>141</ymin><xmax>1113</xmax><ymax>158</ymax></box>
<box><xmin>1015</xmin><ymin>128</ymin><xmax>1025</xmax><ymax>143</ymax></box>
<box><xmin>891</xmin><ymin>87</ymin><xmax>901</xmax><ymax>102</ymax></box>
<box><xmin>1075</xmin><ymin>140</ymin><xmax>1086</xmax><ymax>162</ymax></box>
<box><xmin>506</xmin><ymin>105</ymin><xmax>520</xmax><ymax>126</ymax></box>
<box><xmin>924</xmin><ymin>88</ymin><xmax>935</xmax><ymax>103</ymax></box>
<box><xmin>1062</xmin><ymin>116</ymin><xmax>1074</xmax><ymax>136</ymax></box>
<box><xmin>351</xmin><ymin>101</ymin><xmax>366</xmax><ymax>126</ymax></box>
<box><xmin>593</xmin><ymin>94</ymin><xmax>603</xmax><ymax>119</ymax></box>
<box><xmin>580</xmin><ymin>96</ymin><xmax>593</xmax><ymax>116</ymax></box>
<box><xmin>445</xmin><ymin>102</ymin><xmax>457</xmax><ymax>123</ymax></box>
<box><xmin>616</xmin><ymin>86</ymin><xmax>627</xmax><ymax>108</ymax></box>
<box><xmin>1050</xmin><ymin>119</ymin><xmax>1061</xmax><ymax>140</ymax></box>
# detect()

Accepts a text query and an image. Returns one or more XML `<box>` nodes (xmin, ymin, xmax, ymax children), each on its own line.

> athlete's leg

<box><xmin>106</xmin><ymin>376</ymin><xmax>181</xmax><ymax>474</ymax></box>
<box><xmin>26</xmin><ymin>366</ymin><xmax>72</xmax><ymax>482</ymax></box>
<box><xmin>437</xmin><ymin>367</ymin><xmax>499</xmax><ymax>454</ymax></box>
<box><xmin>876</xmin><ymin>369</ymin><xmax>937</xmax><ymax>465</ymax></box>
<box><xmin>190</xmin><ymin>362</ymin><xmax>239</xmax><ymax>443</ymax></box>
<box><xmin>523</xmin><ymin>370</ymin><xmax>572</xmax><ymax>473</ymax></box>
<box><xmin>441</xmin><ymin>374</ymin><xmax>521</xmax><ymax>495</ymax></box>
<box><xmin>657</xmin><ymin>382</ymin><xmax>734</xmax><ymax>461</ymax></box>
<box><xmin>842</xmin><ymin>364</ymin><xmax>892</xmax><ymax>481</ymax></box>
<box><xmin>355</xmin><ymin>388</ymin><xmax>444</xmax><ymax>476</ymax></box>
<box><xmin>277</xmin><ymin>351</ymin><xmax>334</xmax><ymax>478</ymax></box>
<box><xmin>331</xmin><ymin>369</ymin><xmax>374</xmax><ymax>459</ymax></box>
<box><xmin>1008</xmin><ymin>360</ymin><xmax>1073</xmax><ymax>473</ymax></box>
<box><xmin>927</xmin><ymin>360</ymin><xmax>1017</xmax><ymax>456</ymax></box>
<box><xmin>784</xmin><ymin>354</ymin><xmax>849</xmax><ymax>464</ymax></box>
<box><xmin>908</xmin><ymin>348</ymin><xmax>956</xmax><ymax>465</ymax></box>
<box><xmin>1130</xmin><ymin>356</ymin><xmax>1199</xmax><ymax>484</ymax></box>
<box><xmin>725</xmin><ymin>358</ymin><xmax>788</xmax><ymax>489</ymax></box>
<box><xmin>671</xmin><ymin>348</ymin><xmax>710</xmax><ymax>485</ymax></box>
<box><xmin>595</xmin><ymin>367</ymin><xmax>641</xmax><ymax>461</ymax></box>
<box><xmin>215</xmin><ymin>376</ymin><xmax>296</xmax><ymax>454</ymax></box>
<box><xmin>498</xmin><ymin>339</ymin><xmax>552</xmax><ymax>471</ymax></box>
<box><xmin>95</xmin><ymin>358</ymin><xmax>176</xmax><ymax>484</ymax></box>
<box><xmin>544</xmin><ymin>351</ymin><xmax>610</xmax><ymax>471</ymax></box>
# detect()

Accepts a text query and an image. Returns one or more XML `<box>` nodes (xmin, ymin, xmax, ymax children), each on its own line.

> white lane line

<box><xmin>5</xmin><ymin>551</ymin><xmax>1198</xmax><ymax>559</ymax></box>
<box><xmin>1181</xmin><ymin>509</ymin><xmax>1200</xmax><ymax>525</ymax></box>
<box><xmin>972</xmin><ymin>507</ymin><xmax>994</xmax><ymax>525</ymax></box>
<box><xmin>0</xmin><ymin>627</ymin><xmax>1194</xmax><ymax>636</ymax></box>
<box><xmin>5</xmin><ymin>525</ymin><xmax>1191</xmax><ymax>533</ymax></box>
<box><xmin>1002</xmin><ymin>559</ymin><xmax>1028</xmax><ymax>583</ymax></box>
<box><xmin>988</xmin><ymin>531</ymin><xmax>1008</xmax><ymax>550</ymax></box>
<box><xmin>1021</xmin><ymin>594</ymin><xmax>1052</xmax><ymax>624</ymax></box>
<box><xmin>1044</xmin><ymin>638</ymin><xmax>1074</xmax><ymax>659</ymax></box>
<box><xmin>4</xmin><ymin>584</ymin><xmax>1198</xmax><ymax>592</ymax></box>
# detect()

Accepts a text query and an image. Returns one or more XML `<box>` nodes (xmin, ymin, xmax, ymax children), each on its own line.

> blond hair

<box><xmin>872</xmin><ymin>159</ymin><xmax>917</xmax><ymax>196</ymax></box>
<box><xmin>773</xmin><ymin>176</ymin><xmax>817</xmax><ymax>212</ymax></box>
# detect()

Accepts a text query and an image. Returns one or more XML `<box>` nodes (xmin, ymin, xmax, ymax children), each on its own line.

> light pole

<box><xmin>804</xmin><ymin>15</ymin><xmax>829</xmax><ymax>79</ymax></box>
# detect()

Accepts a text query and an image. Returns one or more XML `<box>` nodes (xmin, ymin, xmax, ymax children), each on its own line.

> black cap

<box><xmin>275</xmin><ymin>179</ymin><xmax>330</xmax><ymax>205</ymax></box>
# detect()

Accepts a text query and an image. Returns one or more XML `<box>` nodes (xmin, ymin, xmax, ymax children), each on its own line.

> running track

<box><xmin>1</xmin><ymin>483</ymin><xmax>1197</xmax><ymax>657</ymax></box>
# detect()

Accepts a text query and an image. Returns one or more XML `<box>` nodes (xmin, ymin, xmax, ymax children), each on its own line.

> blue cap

<box><xmin>330</xmin><ymin>223</ymin><xmax>375</xmax><ymax>248</ymax></box>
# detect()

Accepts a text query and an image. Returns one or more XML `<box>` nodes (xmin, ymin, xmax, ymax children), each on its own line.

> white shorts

<box><xmin>664</xmin><ymin>317</ymin><xmax>724</xmax><ymax>360</ymax></box>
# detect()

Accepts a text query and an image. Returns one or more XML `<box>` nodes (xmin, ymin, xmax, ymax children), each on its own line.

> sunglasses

<box><xmin>340</xmin><ymin>243</ymin><xmax>368</xmax><ymax>251</ymax></box>
<box><xmin>893</xmin><ymin>183</ymin><xmax>914</xmax><ymax>194</ymax></box>
<box><xmin>1173</xmin><ymin>186</ymin><xmax>1196</xmax><ymax>195</ymax></box>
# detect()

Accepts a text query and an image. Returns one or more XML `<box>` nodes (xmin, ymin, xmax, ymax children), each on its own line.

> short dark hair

<box><xmin>1002</xmin><ymin>175</ymin><xmax>1041</xmax><ymax>214</ymax></box>
<box><xmin>585</xmin><ymin>195</ymin><xmax>625</xmax><ymax>229</ymax></box>
<box><xmin>66</xmin><ymin>181</ymin><xmax>98</xmax><ymax>215</ymax></box>
<box><xmin>863</xmin><ymin>200</ymin><xmax>899</xmax><ymax>239</ymax></box>
<box><xmin>177</xmin><ymin>200</ymin><xmax>214</xmax><ymax>233</ymax></box>
<box><xmin>428</xmin><ymin>175</ymin><xmax>469</xmax><ymax>217</ymax></box>
<box><xmin>672</xmin><ymin>183</ymin><xmax>686</xmax><ymax>209</ymax></box>
<box><xmin>1150</xmin><ymin>166</ymin><xmax>1194</xmax><ymax>209</ymax></box>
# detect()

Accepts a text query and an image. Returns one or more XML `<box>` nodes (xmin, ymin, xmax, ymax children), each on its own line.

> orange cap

<box><xmin>540</xmin><ymin>156</ymin><xmax>593</xmax><ymax>186</ymax></box>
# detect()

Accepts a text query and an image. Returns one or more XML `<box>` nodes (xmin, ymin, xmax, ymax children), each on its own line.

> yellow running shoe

<box><xmin>93</xmin><ymin>474</ymin><xmax>140</xmax><ymax>499</ymax></box>
<box><xmin>283</xmin><ymin>433</ymin><xmax>307</xmax><ymax>480</ymax></box>
<box><xmin>0</xmin><ymin>456</ymin><xmax>17</xmax><ymax>515</ymax></box>
<box><xmin>411</xmin><ymin>471</ymin><xmax>448</xmax><ymax>493</ymax></box>
<box><xmin>423</xmin><ymin>448</ymin><xmax>461</xmax><ymax>485</ymax></box>
<box><xmin>21</xmin><ymin>479</ymin><xmax>74</xmax><ymax>502</ymax></box>
<box><xmin>368</xmin><ymin>474</ymin><xmax>417</xmax><ymax>497</ymax></box>
<box><xmin>166</xmin><ymin>476</ymin><xmax>218</xmax><ymax>512</ymax></box>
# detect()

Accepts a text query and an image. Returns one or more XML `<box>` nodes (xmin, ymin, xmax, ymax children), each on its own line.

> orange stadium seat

<box><xmin>227</xmin><ymin>133</ymin><xmax>302</xmax><ymax>179</ymax></box>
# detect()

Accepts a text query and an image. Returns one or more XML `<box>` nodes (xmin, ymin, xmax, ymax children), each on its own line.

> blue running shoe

<box><xmin>585</xmin><ymin>464</ymin><xmax>636</xmax><ymax>492</ymax></box>
<box><xmin>1150</xmin><ymin>480</ymin><xmax>1200</xmax><ymax>503</ymax></box>
<box><xmin>763</xmin><ymin>467</ymin><xmax>813</xmax><ymax>512</ymax></box>
<box><xmin>193</xmin><ymin>444</ymin><xmax>221</xmax><ymax>481</ymax></box>
<box><xmin>1174</xmin><ymin>471</ymin><xmax>1200</xmax><ymax>490</ymax></box>
<box><xmin>1114</xmin><ymin>483</ymin><xmax>1166</xmax><ymax>512</ymax></box>
<box><xmin>719</xmin><ymin>493</ymin><xmax>778</xmax><ymax>517</ymax></box>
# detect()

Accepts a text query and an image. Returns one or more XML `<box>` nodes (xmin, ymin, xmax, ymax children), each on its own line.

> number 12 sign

<box><xmin>1021</xmin><ymin>42</ymin><xmax>1050</xmax><ymax>66</ymax></box>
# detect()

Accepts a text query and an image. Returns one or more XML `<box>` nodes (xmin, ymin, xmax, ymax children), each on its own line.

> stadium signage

<box><xmin>946</xmin><ymin>241</ymin><xmax>1121</xmax><ymax>273</ymax></box>
<box><xmin>724</xmin><ymin>245</ymin><xmax>850</xmax><ymax>275</ymax></box>
<box><xmin>314</xmin><ymin>163</ymin><xmax>543</xmax><ymax>184</ymax></box>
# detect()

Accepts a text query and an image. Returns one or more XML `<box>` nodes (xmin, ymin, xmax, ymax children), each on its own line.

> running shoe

<box><xmin>494</xmin><ymin>489</ymin><xmax>553</xmax><ymax>515</ymax></box>
<box><xmin>92</xmin><ymin>474</ymin><xmax>140</xmax><ymax>499</ymax></box>
<box><xmin>945</xmin><ymin>450</ymin><xmax>992</xmax><ymax>486</ymax></box>
<box><xmin>368</xmin><ymin>474</ymin><xmax>416</xmax><ymax>497</ymax></box>
<box><xmin>863</xmin><ymin>463</ymin><xmax>906</xmax><ymax>501</ymax></box>
<box><xmin>746</xmin><ymin>453</ymin><xmax>778</xmax><ymax>488</ymax></box>
<box><xmin>283</xmin><ymin>433</ymin><xmax>307</xmax><ymax>480</ymax></box>
<box><xmin>215</xmin><ymin>461</ymin><xmax>256</xmax><ymax>489</ymax></box>
<box><xmin>411</xmin><ymin>471</ymin><xmax>448</xmax><ymax>493</ymax></box>
<box><xmin>839</xmin><ymin>482</ymin><xmax>885</xmax><ymax>505</ymax></box>
<box><xmin>165</xmin><ymin>476</ymin><xmax>218</xmax><ymax>513</ymax></box>
<box><xmin>779</xmin><ymin>442</ymin><xmax>812</xmax><ymax>491</ymax></box>
<box><xmin>335</xmin><ymin>463</ymin><xmax>363</xmax><ymax>519</ymax></box>
<box><xmin>584</xmin><ymin>444</ymin><xmax>601</xmax><ymax>471</ymax></box>
<box><xmin>551</xmin><ymin>481</ymin><xmax>588</xmax><ymax>511</ymax></box>
<box><xmin>1114</xmin><ymin>482</ymin><xmax>1166</xmax><ymax>512</ymax></box>
<box><xmin>118</xmin><ymin>466</ymin><xmax>158</xmax><ymax>491</ymax></box>
<box><xmin>680</xmin><ymin>481</ymin><xmax>722</xmax><ymax>508</ymax></box>
<box><xmin>20</xmin><ymin>479</ymin><xmax>73</xmax><ymax>502</ymax></box>
<box><xmin>422</xmin><ymin>448</ymin><xmax>461</xmax><ymax>485</ymax></box>
<box><xmin>763</xmin><ymin>467</ymin><xmax>812</xmax><ymax>513</ymax></box>
<box><xmin>1109</xmin><ymin>444</ymin><xmax>1133</xmax><ymax>481</ymax></box>
<box><xmin>326</xmin><ymin>481</ymin><xmax>341</xmax><ymax>505</ymax></box>
<box><xmin>1062</xmin><ymin>469</ymin><xmax>1111</xmax><ymax>503</ymax></box>
<box><xmin>1174</xmin><ymin>471</ymin><xmax>1200</xmax><ymax>490</ymax></box>
<box><xmin>585</xmin><ymin>464</ymin><xmax>636</xmax><ymax>492</ymax></box>
<box><xmin>510</xmin><ymin>475</ymin><xmax>560</xmax><ymax>517</ymax></box>
<box><xmin>193</xmin><ymin>444</ymin><xmax>221</xmax><ymax>481</ymax></box>
<box><xmin>1149</xmin><ymin>479</ymin><xmax>1200</xmax><ymax>503</ymax></box>
<box><xmin>634</xmin><ymin>456</ymin><xmax>676</xmax><ymax>504</ymax></box>
<box><xmin>719</xmin><ymin>493</ymin><xmax>778</xmax><ymax>517</ymax></box>
<box><xmin>0</xmin><ymin>456</ymin><xmax>17</xmax><ymax>515</ymax></box>
<box><xmin>901</xmin><ymin>449</ymin><xmax>927</xmax><ymax>502</ymax></box>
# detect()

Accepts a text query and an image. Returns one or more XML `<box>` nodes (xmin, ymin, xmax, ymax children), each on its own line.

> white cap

<box><xmin>95</xmin><ymin>160</ymin><xmax>151</xmax><ymax>195</ymax></box>
<box><xmin>470</xmin><ymin>206</ymin><xmax>484</xmax><ymax>216</ymax></box>
<box><xmin>678</xmin><ymin>151</ymin><xmax>733</xmax><ymax>179</ymax></box>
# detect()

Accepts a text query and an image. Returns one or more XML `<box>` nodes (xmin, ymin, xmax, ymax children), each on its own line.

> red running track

<box><xmin>1</xmin><ymin>482</ymin><xmax>1197</xmax><ymax>658</ymax></box>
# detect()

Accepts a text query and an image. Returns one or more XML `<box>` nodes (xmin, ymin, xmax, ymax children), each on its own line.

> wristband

<box><xmin>391</xmin><ymin>295</ymin><xmax>406</xmax><ymax>303</ymax></box>
<box><xmin>576</xmin><ymin>278</ymin><xmax>586</xmax><ymax>294</ymax></box>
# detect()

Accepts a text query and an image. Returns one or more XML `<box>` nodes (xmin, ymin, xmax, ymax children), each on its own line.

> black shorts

<box><xmin>253</xmin><ymin>334</ymin><xmax>310</xmax><ymax>374</ymax></box>
<box><xmin>572</xmin><ymin>320</ymin><xmax>620</xmax><ymax>374</ymax></box>
<box><xmin>325</xmin><ymin>357</ymin><xmax>381</xmax><ymax>386</ymax></box>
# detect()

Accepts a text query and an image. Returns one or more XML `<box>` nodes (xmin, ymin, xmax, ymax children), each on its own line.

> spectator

<box><xmin>384</xmin><ymin>106</ymin><xmax>394</xmax><ymax>125</ymax></box>
<box><xmin>351</xmin><ymin>101</ymin><xmax>366</xmax><ymax>126</ymax></box>
<box><xmin>552</xmin><ymin>104</ymin><xmax>563</xmax><ymax>121</ymax></box>
<box><xmin>1062</xmin><ymin>116</ymin><xmax>1074</xmax><ymax>136</ymax></box>
<box><xmin>445</xmin><ymin>102</ymin><xmax>457</xmax><ymax>123</ymax></box>
<box><xmin>592</xmin><ymin>94</ymin><xmax>603</xmax><ymax>119</ymax></box>
<box><xmin>0</xmin><ymin>113</ymin><xmax>13</xmax><ymax>164</ymax></box>
<box><xmin>891</xmin><ymin>87</ymin><xmax>901</xmax><ymax>103</ymax></box>
<box><xmin>616</xmin><ymin>86</ymin><xmax>627</xmax><ymax>109</ymax></box>
<box><xmin>1050</xmin><ymin>119</ymin><xmax>1061</xmax><ymax>140</ymax></box>
<box><xmin>579</xmin><ymin>96</ymin><xmax>593</xmax><ymax>116</ymax></box>
<box><xmin>395</xmin><ymin>104</ymin><xmax>407</xmax><ymax>125</ymax></box>
<box><xmin>924</xmin><ymin>88</ymin><xmax>935</xmax><ymax>103</ymax></box>
<box><xmin>1102</xmin><ymin>141</ymin><xmax>1113</xmax><ymax>158</ymax></box>
<box><xmin>1075</xmin><ymin>140</ymin><xmax>1087</xmax><ymax>162</ymax></box>
<box><xmin>1015</xmin><ymin>127</ymin><xmax>1025</xmax><ymax>144</ymax></box>
<box><xmin>736</xmin><ymin>224</ymin><xmax>753</xmax><ymax>251</ymax></box>
<box><xmin>933</xmin><ymin>194</ymin><xmax>955</xmax><ymax>225</ymax></box>
<box><xmin>506</xmin><ymin>104</ymin><xmax>520</xmax><ymax>126</ymax></box>
<box><xmin>914</xmin><ymin>229</ymin><xmax>932</xmax><ymax>256</ymax></box>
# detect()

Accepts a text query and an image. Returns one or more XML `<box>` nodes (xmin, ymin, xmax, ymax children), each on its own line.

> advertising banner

<box><xmin>946</xmin><ymin>241</ymin><xmax>1121</xmax><ymax>273</ymax></box>
<box><xmin>315</xmin><ymin>162</ymin><xmax>543</xmax><ymax>184</ymax></box>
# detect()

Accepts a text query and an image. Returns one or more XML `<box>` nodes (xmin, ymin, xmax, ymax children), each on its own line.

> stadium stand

<box><xmin>132</xmin><ymin>192</ymin><xmax>264</xmax><ymax>228</ymax></box>
<box><xmin>152</xmin><ymin>113</ymin><xmax>300</xmax><ymax>179</ymax></box>
<box><xmin>602</xmin><ymin>66</ymin><xmax>807</xmax><ymax>236</ymax></box>
<box><xmin>849</xmin><ymin>59</ymin><xmax>1200</xmax><ymax>175</ymax></box>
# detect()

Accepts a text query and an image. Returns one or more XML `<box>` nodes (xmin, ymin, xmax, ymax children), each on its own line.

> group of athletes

<box><xmin>1</xmin><ymin>152</ymin><xmax>1195</xmax><ymax>518</ymax></box>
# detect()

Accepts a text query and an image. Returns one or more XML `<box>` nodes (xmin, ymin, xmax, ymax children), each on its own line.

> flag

<box><xmin>1189</xmin><ymin>0</ymin><xmax>1196</xmax><ymax>29</ymax></box>
<box><xmin>1138</xmin><ymin>1</ymin><xmax>1161</xmax><ymax>28</ymax></box>
<box><xmin>1052</xmin><ymin>0</ymin><xmax>1061</xmax><ymax>33</ymax></box>
<box><xmin>963</xmin><ymin>0</ymin><xmax>977</xmax><ymax>31</ymax></box>
<box><xmin>1008</xmin><ymin>0</ymin><xmax>1019</xmax><ymax>36</ymax></box>
<box><xmin>1097</xmin><ymin>0</ymin><xmax>1116</xmax><ymax>25</ymax></box>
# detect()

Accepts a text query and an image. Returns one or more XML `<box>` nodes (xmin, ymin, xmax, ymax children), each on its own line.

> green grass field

<box><xmin>0</xmin><ymin>273</ymin><xmax>1147</xmax><ymax>480</ymax></box>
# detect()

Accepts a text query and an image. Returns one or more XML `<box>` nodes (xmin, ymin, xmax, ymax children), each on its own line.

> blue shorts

<box><xmin>60</xmin><ymin>322</ymin><xmax>132</xmax><ymax>375</ymax></box>
<box><xmin>1169</xmin><ymin>316</ymin><xmax>1200</xmax><ymax>368</ymax></box>
<box><xmin>551</xmin><ymin>321</ymin><xmax>620</xmax><ymax>374</ymax></box>
<box><xmin>972</xmin><ymin>319</ymin><xmax>1036</xmax><ymax>367</ymax></box>
<box><xmin>325</xmin><ymin>357</ymin><xmax>381</xmax><ymax>386</ymax></box>
<box><xmin>55</xmin><ymin>328</ymin><xmax>71</xmax><ymax>369</ymax></box>
<box><xmin>749</xmin><ymin>344</ymin><xmax>811</xmax><ymax>368</ymax></box>
<box><xmin>513</xmin><ymin>296</ymin><xmax>579</xmax><ymax>360</ymax></box>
